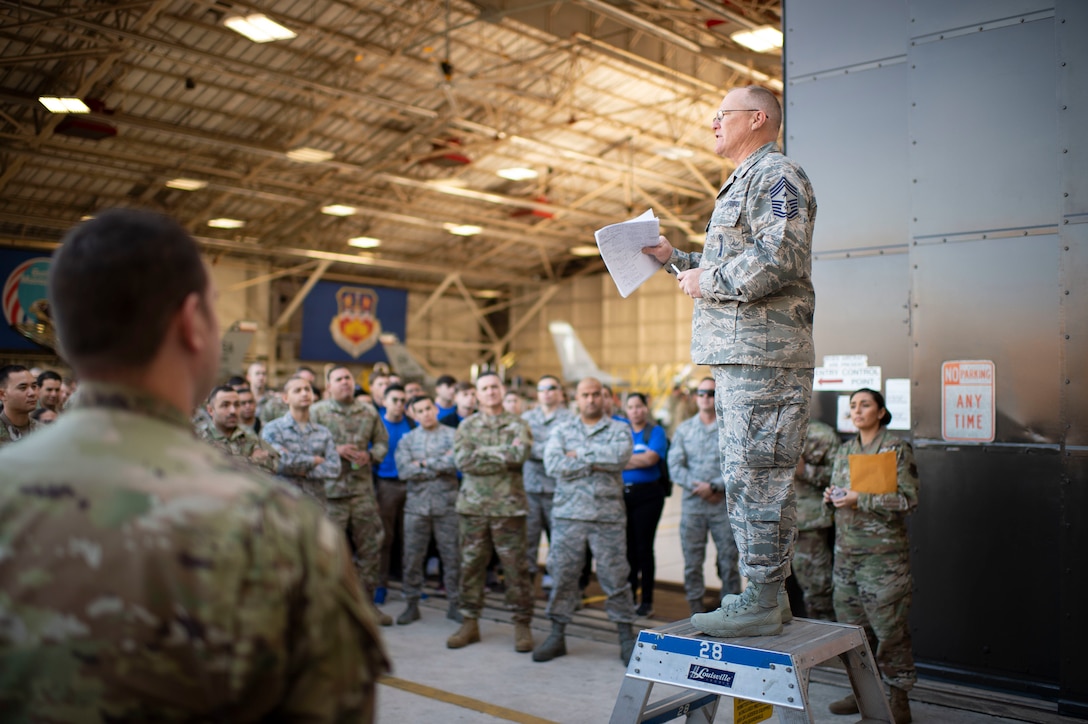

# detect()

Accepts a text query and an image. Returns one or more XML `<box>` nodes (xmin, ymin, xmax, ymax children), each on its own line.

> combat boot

<box><xmin>514</xmin><ymin>622</ymin><xmax>534</xmax><ymax>652</ymax></box>
<box><xmin>889</xmin><ymin>687</ymin><xmax>912</xmax><ymax>724</ymax></box>
<box><xmin>396</xmin><ymin>599</ymin><xmax>420</xmax><ymax>625</ymax></box>
<box><xmin>618</xmin><ymin>623</ymin><xmax>637</xmax><ymax>665</ymax></box>
<box><xmin>827</xmin><ymin>692</ymin><xmax>858</xmax><ymax>715</ymax></box>
<box><xmin>446</xmin><ymin>618</ymin><xmax>480</xmax><ymax>649</ymax></box>
<box><xmin>691</xmin><ymin>581</ymin><xmax>782</xmax><ymax>637</ymax></box>
<box><xmin>532</xmin><ymin>621</ymin><xmax>567</xmax><ymax>662</ymax></box>
<box><xmin>376</xmin><ymin>610</ymin><xmax>393</xmax><ymax>627</ymax></box>
<box><xmin>446</xmin><ymin>601</ymin><xmax>463</xmax><ymax>623</ymax></box>
<box><xmin>721</xmin><ymin>585</ymin><xmax>792</xmax><ymax>624</ymax></box>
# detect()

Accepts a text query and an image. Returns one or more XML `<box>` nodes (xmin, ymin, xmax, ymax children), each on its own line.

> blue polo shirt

<box><xmin>376</xmin><ymin>413</ymin><xmax>413</xmax><ymax>479</ymax></box>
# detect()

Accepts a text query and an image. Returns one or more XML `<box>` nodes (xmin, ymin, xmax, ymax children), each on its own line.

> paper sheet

<box><xmin>594</xmin><ymin>209</ymin><xmax>663</xmax><ymax>298</ymax></box>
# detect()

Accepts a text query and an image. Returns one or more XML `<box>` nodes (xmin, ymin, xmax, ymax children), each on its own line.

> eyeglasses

<box><xmin>695</xmin><ymin>389</ymin><xmax>715</xmax><ymax>397</ymax></box>
<box><xmin>537</xmin><ymin>385</ymin><xmax>560</xmax><ymax>392</ymax></box>
<box><xmin>712</xmin><ymin>108</ymin><xmax>759</xmax><ymax>124</ymax></box>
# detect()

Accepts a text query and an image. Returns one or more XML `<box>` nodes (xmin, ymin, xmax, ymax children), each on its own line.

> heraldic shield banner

<box><xmin>300</xmin><ymin>280</ymin><xmax>407</xmax><ymax>363</ymax></box>
<box><xmin>0</xmin><ymin>248</ymin><xmax>53</xmax><ymax>352</ymax></box>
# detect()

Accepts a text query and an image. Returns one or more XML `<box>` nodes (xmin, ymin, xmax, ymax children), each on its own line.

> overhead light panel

<box><xmin>208</xmin><ymin>218</ymin><xmax>246</xmax><ymax>229</ymax></box>
<box><xmin>730</xmin><ymin>25</ymin><xmax>783</xmax><ymax>53</ymax></box>
<box><xmin>286</xmin><ymin>146</ymin><xmax>334</xmax><ymax>163</ymax></box>
<box><xmin>39</xmin><ymin>96</ymin><xmax>90</xmax><ymax>114</ymax></box>
<box><xmin>654</xmin><ymin>146</ymin><xmax>694</xmax><ymax>161</ymax></box>
<box><xmin>570</xmin><ymin>245</ymin><xmax>600</xmax><ymax>257</ymax></box>
<box><xmin>348</xmin><ymin>236</ymin><xmax>381</xmax><ymax>249</ymax></box>
<box><xmin>444</xmin><ymin>223</ymin><xmax>483</xmax><ymax>236</ymax></box>
<box><xmin>224</xmin><ymin>13</ymin><xmax>297</xmax><ymax>43</ymax></box>
<box><xmin>474</xmin><ymin>289</ymin><xmax>503</xmax><ymax>298</ymax></box>
<box><xmin>497</xmin><ymin>167</ymin><xmax>538</xmax><ymax>181</ymax></box>
<box><xmin>322</xmin><ymin>204</ymin><xmax>357</xmax><ymax>216</ymax></box>
<box><xmin>165</xmin><ymin>178</ymin><xmax>207</xmax><ymax>191</ymax></box>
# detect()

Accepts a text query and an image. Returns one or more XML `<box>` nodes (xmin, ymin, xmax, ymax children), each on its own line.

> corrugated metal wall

<box><xmin>785</xmin><ymin>0</ymin><xmax>1086</xmax><ymax>713</ymax></box>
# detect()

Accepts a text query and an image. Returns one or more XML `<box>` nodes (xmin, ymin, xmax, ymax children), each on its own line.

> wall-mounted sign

<box><xmin>884</xmin><ymin>378</ymin><xmax>912</xmax><ymax>431</ymax></box>
<box><xmin>0</xmin><ymin>250</ymin><xmax>52</xmax><ymax>352</ymax></box>
<box><xmin>813</xmin><ymin>354</ymin><xmax>881</xmax><ymax>391</ymax></box>
<box><xmin>941</xmin><ymin>360</ymin><xmax>995</xmax><ymax>443</ymax></box>
<box><xmin>300</xmin><ymin>281</ymin><xmax>406</xmax><ymax>363</ymax></box>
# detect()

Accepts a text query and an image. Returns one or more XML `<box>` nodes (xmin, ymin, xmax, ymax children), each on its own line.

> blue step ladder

<box><xmin>609</xmin><ymin>618</ymin><xmax>893</xmax><ymax>723</ymax></box>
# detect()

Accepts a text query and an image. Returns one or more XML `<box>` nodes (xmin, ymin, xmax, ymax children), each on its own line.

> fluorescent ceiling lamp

<box><xmin>348</xmin><ymin>236</ymin><xmax>381</xmax><ymax>248</ymax></box>
<box><xmin>730</xmin><ymin>25</ymin><xmax>783</xmax><ymax>53</ymax></box>
<box><xmin>444</xmin><ymin>223</ymin><xmax>483</xmax><ymax>236</ymax></box>
<box><xmin>655</xmin><ymin>146</ymin><xmax>694</xmax><ymax>161</ymax></box>
<box><xmin>208</xmin><ymin>218</ymin><xmax>246</xmax><ymax>229</ymax></box>
<box><xmin>286</xmin><ymin>146</ymin><xmax>334</xmax><ymax>163</ymax></box>
<box><xmin>426</xmin><ymin>178</ymin><xmax>468</xmax><ymax>188</ymax></box>
<box><xmin>224</xmin><ymin>13</ymin><xmax>297</xmax><ymax>43</ymax></box>
<box><xmin>39</xmin><ymin>96</ymin><xmax>90</xmax><ymax>114</ymax></box>
<box><xmin>497</xmin><ymin>167</ymin><xmax>538</xmax><ymax>181</ymax></box>
<box><xmin>322</xmin><ymin>204</ymin><xmax>357</xmax><ymax>216</ymax></box>
<box><xmin>569</xmin><ymin>245</ymin><xmax>600</xmax><ymax>257</ymax></box>
<box><xmin>165</xmin><ymin>178</ymin><xmax>207</xmax><ymax>191</ymax></box>
<box><xmin>80</xmin><ymin>214</ymin><xmax>95</xmax><ymax>221</ymax></box>
<box><xmin>474</xmin><ymin>289</ymin><xmax>503</xmax><ymax>298</ymax></box>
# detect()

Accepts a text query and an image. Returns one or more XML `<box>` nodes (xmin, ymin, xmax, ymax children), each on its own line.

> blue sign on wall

<box><xmin>299</xmin><ymin>280</ymin><xmax>407</xmax><ymax>363</ymax></box>
<box><xmin>0</xmin><ymin>249</ymin><xmax>53</xmax><ymax>352</ymax></box>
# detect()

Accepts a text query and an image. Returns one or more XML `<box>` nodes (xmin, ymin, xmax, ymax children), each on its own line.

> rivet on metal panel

<box><xmin>1066</xmin><ymin>335</ymin><xmax>1071</xmax><ymax>340</ymax></box>
<box><xmin>789</xmin><ymin>683</ymin><xmax>795</xmax><ymax>689</ymax></box>
<box><xmin>769</xmin><ymin>664</ymin><xmax>776</xmax><ymax>670</ymax></box>
<box><xmin>635</xmin><ymin>669</ymin><xmax>640</xmax><ymax>674</ymax></box>
<box><xmin>635</xmin><ymin>656</ymin><xmax>641</xmax><ymax>661</ymax></box>
<box><xmin>788</xmin><ymin>697</ymin><xmax>794</xmax><ymax>703</ymax></box>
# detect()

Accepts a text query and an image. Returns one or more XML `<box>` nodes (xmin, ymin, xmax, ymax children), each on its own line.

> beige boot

<box><xmin>889</xmin><ymin>687</ymin><xmax>912</xmax><ymax>724</ymax></box>
<box><xmin>691</xmin><ymin>581</ymin><xmax>782</xmax><ymax>637</ymax></box>
<box><xmin>720</xmin><ymin>585</ymin><xmax>793</xmax><ymax>624</ymax></box>
<box><xmin>827</xmin><ymin>692</ymin><xmax>858</xmax><ymax>715</ymax></box>
<box><xmin>514</xmin><ymin>622</ymin><xmax>534</xmax><ymax>652</ymax></box>
<box><xmin>446</xmin><ymin>618</ymin><xmax>480</xmax><ymax>649</ymax></box>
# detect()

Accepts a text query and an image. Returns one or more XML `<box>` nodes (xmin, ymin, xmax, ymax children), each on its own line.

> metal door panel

<box><xmin>785</xmin><ymin>0</ymin><xmax>907</xmax><ymax>78</ymax></box>
<box><xmin>910</xmin><ymin>0</ymin><xmax>1053</xmax><ymax>39</ymax></box>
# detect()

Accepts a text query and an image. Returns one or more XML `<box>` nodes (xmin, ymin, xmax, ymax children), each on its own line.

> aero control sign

<box><xmin>941</xmin><ymin>360</ymin><xmax>995</xmax><ymax>443</ymax></box>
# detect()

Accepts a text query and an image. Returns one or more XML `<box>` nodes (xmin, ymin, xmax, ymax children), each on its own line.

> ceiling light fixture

<box><xmin>322</xmin><ymin>204</ymin><xmax>357</xmax><ymax>216</ymax></box>
<box><xmin>730</xmin><ymin>25</ymin><xmax>783</xmax><ymax>53</ymax></box>
<box><xmin>569</xmin><ymin>245</ymin><xmax>600</xmax><ymax>257</ymax></box>
<box><xmin>165</xmin><ymin>178</ymin><xmax>207</xmax><ymax>191</ymax></box>
<box><xmin>496</xmin><ymin>167</ymin><xmax>538</xmax><ymax>181</ymax></box>
<box><xmin>348</xmin><ymin>236</ymin><xmax>381</xmax><ymax>248</ymax></box>
<box><xmin>444</xmin><ymin>223</ymin><xmax>483</xmax><ymax>236</ymax></box>
<box><xmin>474</xmin><ymin>289</ymin><xmax>503</xmax><ymax>298</ymax></box>
<box><xmin>654</xmin><ymin>146</ymin><xmax>694</xmax><ymax>161</ymax></box>
<box><xmin>208</xmin><ymin>218</ymin><xmax>246</xmax><ymax>229</ymax></box>
<box><xmin>286</xmin><ymin>146</ymin><xmax>334</xmax><ymax>163</ymax></box>
<box><xmin>224</xmin><ymin>13</ymin><xmax>297</xmax><ymax>43</ymax></box>
<box><xmin>38</xmin><ymin>96</ymin><xmax>90</xmax><ymax>114</ymax></box>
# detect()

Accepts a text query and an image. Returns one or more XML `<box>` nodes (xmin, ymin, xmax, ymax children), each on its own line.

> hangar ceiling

<box><xmin>0</xmin><ymin>0</ymin><xmax>782</xmax><ymax>298</ymax></box>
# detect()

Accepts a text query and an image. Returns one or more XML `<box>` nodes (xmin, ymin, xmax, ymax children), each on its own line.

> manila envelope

<box><xmin>848</xmin><ymin>451</ymin><xmax>897</xmax><ymax>494</ymax></box>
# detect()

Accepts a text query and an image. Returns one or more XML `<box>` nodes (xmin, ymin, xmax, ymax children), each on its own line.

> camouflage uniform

<box><xmin>312</xmin><ymin>398</ymin><xmax>389</xmax><ymax>596</ymax></box>
<box><xmin>0</xmin><ymin>411</ymin><xmax>39</xmax><ymax>447</ymax></box>
<box><xmin>542</xmin><ymin>415</ymin><xmax>637</xmax><ymax>625</ymax></box>
<box><xmin>0</xmin><ymin>382</ymin><xmax>388</xmax><ymax>721</ymax></box>
<box><xmin>794</xmin><ymin>419</ymin><xmax>840</xmax><ymax>620</ymax></box>
<box><xmin>521</xmin><ymin>405</ymin><xmax>571</xmax><ymax>575</ymax></box>
<box><xmin>668</xmin><ymin>413</ymin><xmax>740</xmax><ymax>605</ymax></box>
<box><xmin>830</xmin><ymin>428</ymin><xmax>919</xmax><ymax>692</ymax></box>
<box><xmin>395</xmin><ymin>424</ymin><xmax>460</xmax><ymax>606</ymax></box>
<box><xmin>197</xmin><ymin>422</ymin><xmax>281</xmax><ymax>475</ymax></box>
<box><xmin>257</xmin><ymin>392</ymin><xmax>287</xmax><ymax>425</ymax></box>
<box><xmin>669</xmin><ymin>141</ymin><xmax>816</xmax><ymax>585</ymax></box>
<box><xmin>260</xmin><ymin>413</ymin><xmax>341</xmax><ymax>510</ymax></box>
<box><xmin>453</xmin><ymin>410</ymin><xmax>533</xmax><ymax>623</ymax></box>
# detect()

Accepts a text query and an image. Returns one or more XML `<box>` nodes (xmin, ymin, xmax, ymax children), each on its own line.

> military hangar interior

<box><xmin>1</xmin><ymin>0</ymin><xmax>1085</xmax><ymax>722</ymax></box>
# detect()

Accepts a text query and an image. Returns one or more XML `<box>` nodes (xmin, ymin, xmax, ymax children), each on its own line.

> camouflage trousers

<box><xmin>712</xmin><ymin>364</ymin><xmax>812</xmax><ymax>584</ymax></box>
<box><xmin>833</xmin><ymin>548</ymin><xmax>916</xmax><ymax>691</ymax></box>
<box><xmin>526</xmin><ymin>491</ymin><xmax>554</xmax><ymax>575</ymax></box>
<box><xmin>545</xmin><ymin>518</ymin><xmax>637</xmax><ymax>625</ymax></box>
<box><xmin>794</xmin><ymin>527</ymin><xmax>834</xmax><ymax>620</ymax></box>
<box><xmin>288</xmin><ymin>477</ymin><xmax>328</xmax><ymax>513</ymax></box>
<box><xmin>680</xmin><ymin>509</ymin><xmax>740</xmax><ymax>603</ymax></box>
<box><xmin>327</xmin><ymin>494</ymin><xmax>384</xmax><ymax>597</ymax></box>
<box><xmin>403</xmin><ymin>510</ymin><xmax>460</xmax><ymax>605</ymax></box>
<box><xmin>458</xmin><ymin>515</ymin><xmax>532</xmax><ymax>623</ymax></box>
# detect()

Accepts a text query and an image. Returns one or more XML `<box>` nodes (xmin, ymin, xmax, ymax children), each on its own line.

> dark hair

<box><xmin>207</xmin><ymin>385</ymin><xmax>237</xmax><ymax>405</ymax></box>
<box><xmin>30</xmin><ymin>407</ymin><xmax>54</xmax><ymax>422</ymax></box>
<box><xmin>453</xmin><ymin>381</ymin><xmax>474</xmax><ymax>394</ymax></box>
<box><xmin>37</xmin><ymin>370</ymin><xmax>62</xmax><ymax>386</ymax></box>
<box><xmin>236</xmin><ymin>387</ymin><xmax>254</xmax><ymax>398</ymax></box>
<box><xmin>327</xmin><ymin>365</ymin><xmax>352</xmax><ymax>380</ymax></box>
<box><xmin>296</xmin><ymin>365</ymin><xmax>316</xmax><ymax>376</ymax></box>
<box><xmin>850</xmin><ymin>387</ymin><xmax>892</xmax><ymax>426</ymax></box>
<box><xmin>436</xmin><ymin>374</ymin><xmax>457</xmax><ymax>387</ymax></box>
<box><xmin>50</xmin><ymin>209</ymin><xmax>209</xmax><ymax>372</ymax></box>
<box><xmin>0</xmin><ymin>364</ymin><xmax>30</xmax><ymax>388</ymax></box>
<box><xmin>408</xmin><ymin>394</ymin><xmax>433</xmax><ymax>410</ymax></box>
<box><xmin>384</xmin><ymin>383</ymin><xmax>406</xmax><ymax>400</ymax></box>
<box><xmin>476</xmin><ymin>371</ymin><xmax>501</xmax><ymax>385</ymax></box>
<box><xmin>627</xmin><ymin>392</ymin><xmax>649</xmax><ymax>406</ymax></box>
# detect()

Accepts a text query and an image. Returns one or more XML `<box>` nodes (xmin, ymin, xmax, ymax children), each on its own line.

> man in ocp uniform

<box><xmin>198</xmin><ymin>384</ymin><xmax>280</xmax><ymax>474</ymax></box>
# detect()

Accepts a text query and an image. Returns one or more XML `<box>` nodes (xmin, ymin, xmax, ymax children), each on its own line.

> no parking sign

<box><xmin>941</xmin><ymin>360</ymin><xmax>995</xmax><ymax>443</ymax></box>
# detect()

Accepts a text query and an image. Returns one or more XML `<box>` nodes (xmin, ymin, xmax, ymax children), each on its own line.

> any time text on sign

<box><xmin>941</xmin><ymin>360</ymin><xmax>995</xmax><ymax>443</ymax></box>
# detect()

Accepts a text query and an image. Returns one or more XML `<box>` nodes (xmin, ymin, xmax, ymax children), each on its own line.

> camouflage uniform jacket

<box><xmin>312</xmin><ymin>397</ymin><xmax>389</xmax><ymax>499</ymax></box>
<box><xmin>668</xmin><ymin>414</ymin><xmax>728</xmax><ymax>516</ymax></box>
<box><xmin>544</xmin><ymin>415</ymin><xmax>633</xmax><ymax>523</ymax></box>
<box><xmin>198</xmin><ymin>422</ymin><xmax>281</xmax><ymax>475</ymax></box>
<box><xmin>453</xmin><ymin>410</ymin><xmax>532</xmax><ymax>517</ymax></box>
<box><xmin>522</xmin><ymin>405</ymin><xmax>571</xmax><ymax>494</ymax></box>
<box><xmin>0</xmin><ymin>411</ymin><xmax>39</xmax><ymax>447</ymax></box>
<box><xmin>669</xmin><ymin>142</ymin><xmax>817</xmax><ymax>368</ymax></box>
<box><xmin>261</xmin><ymin>413</ymin><xmax>341</xmax><ymax>483</ymax></box>
<box><xmin>829</xmin><ymin>428</ymin><xmax>919</xmax><ymax>555</ymax></box>
<box><xmin>395</xmin><ymin>424</ymin><xmax>459</xmax><ymax>516</ymax></box>
<box><xmin>795</xmin><ymin>419</ymin><xmax>841</xmax><ymax>531</ymax></box>
<box><xmin>0</xmin><ymin>382</ymin><xmax>389</xmax><ymax>721</ymax></box>
<box><xmin>257</xmin><ymin>392</ymin><xmax>288</xmax><ymax>425</ymax></box>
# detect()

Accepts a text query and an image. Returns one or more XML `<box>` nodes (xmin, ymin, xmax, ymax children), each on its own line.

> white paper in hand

<box><xmin>594</xmin><ymin>209</ymin><xmax>662</xmax><ymax>298</ymax></box>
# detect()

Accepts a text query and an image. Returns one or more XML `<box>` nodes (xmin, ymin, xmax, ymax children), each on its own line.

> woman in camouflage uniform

<box><xmin>824</xmin><ymin>388</ymin><xmax>919</xmax><ymax>724</ymax></box>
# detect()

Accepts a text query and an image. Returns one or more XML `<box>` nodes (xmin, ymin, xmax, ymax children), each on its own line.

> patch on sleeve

<box><xmin>769</xmin><ymin>177</ymin><xmax>800</xmax><ymax>220</ymax></box>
